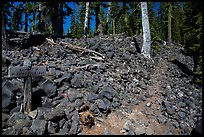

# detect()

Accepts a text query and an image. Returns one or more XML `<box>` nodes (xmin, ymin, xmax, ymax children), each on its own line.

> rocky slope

<box><xmin>2</xmin><ymin>34</ymin><xmax>202</xmax><ymax>135</ymax></box>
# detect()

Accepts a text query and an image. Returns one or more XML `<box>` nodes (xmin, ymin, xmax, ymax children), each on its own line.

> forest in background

<box><xmin>1</xmin><ymin>2</ymin><xmax>202</xmax><ymax>85</ymax></box>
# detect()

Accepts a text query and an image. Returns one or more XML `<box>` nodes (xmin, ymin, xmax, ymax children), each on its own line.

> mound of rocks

<box><xmin>2</xmin><ymin>34</ymin><xmax>202</xmax><ymax>135</ymax></box>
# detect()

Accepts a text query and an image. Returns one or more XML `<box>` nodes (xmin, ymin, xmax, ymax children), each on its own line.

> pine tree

<box><xmin>24</xmin><ymin>2</ymin><xmax>29</xmax><ymax>32</ymax></box>
<box><xmin>147</xmin><ymin>2</ymin><xmax>162</xmax><ymax>52</ymax></box>
<box><xmin>11</xmin><ymin>3</ymin><xmax>24</xmax><ymax>31</ymax></box>
<box><xmin>167</xmin><ymin>2</ymin><xmax>172</xmax><ymax>46</ymax></box>
<box><xmin>158</xmin><ymin>2</ymin><xmax>168</xmax><ymax>41</ymax></box>
<box><xmin>110</xmin><ymin>2</ymin><xmax>120</xmax><ymax>34</ymax></box>
<box><xmin>127</xmin><ymin>2</ymin><xmax>140</xmax><ymax>36</ymax></box>
<box><xmin>105</xmin><ymin>2</ymin><xmax>111</xmax><ymax>35</ymax></box>
<box><xmin>183</xmin><ymin>2</ymin><xmax>202</xmax><ymax>85</ymax></box>
<box><xmin>99</xmin><ymin>4</ymin><xmax>107</xmax><ymax>35</ymax></box>
<box><xmin>70</xmin><ymin>10</ymin><xmax>76</xmax><ymax>38</ymax></box>
<box><xmin>2</xmin><ymin>2</ymin><xmax>12</xmax><ymax>37</ymax></box>
<box><xmin>93</xmin><ymin>2</ymin><xmax>101</xmax><ymax>35</ymax></box>
<box><xmin>171</xmin><ymin>2</ymin><xmax>183</xmax><ymax>44</ymax></box>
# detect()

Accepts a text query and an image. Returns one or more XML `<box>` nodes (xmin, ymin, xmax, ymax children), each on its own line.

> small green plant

<box><xmin>169</xmin><ymin>56</ymin><xmax>177</xmax><ymax>62</ymax></box>
<box><xmin>152</xmin><ymin>42</ymin><xmax>161</xmax><ymax>53</ymax></box>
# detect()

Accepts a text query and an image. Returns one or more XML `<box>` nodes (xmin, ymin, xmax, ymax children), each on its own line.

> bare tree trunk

<box><xmin>2</xmin><ymin>10</ymin><xmax>7</xmax><ymax>49</ymax></box>
<box><xmin>83</xmin><ymin>2</ymin><xmax>89</xmax><ymax>38</ymax></box>
<box><xmin>141</xmin><ymin>2</ymin><xmax>151</xmax><ymax>58</ymax></box>
<box><xmin>168</xmin><ymin>2</ymin><xmax>172</xmax><ymax>46</ymax></box>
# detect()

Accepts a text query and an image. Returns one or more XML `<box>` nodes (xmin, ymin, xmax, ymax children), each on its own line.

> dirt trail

<box><xmin>81</xmin><ymin>58</ymin><xmax>180</xmax><ymax>135</ymax></box>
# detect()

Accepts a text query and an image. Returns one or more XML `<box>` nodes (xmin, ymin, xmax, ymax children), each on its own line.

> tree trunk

<box><xmin>141</xmin><ymin>2</ymin><xmax>151</xmax><ymax>58</ymax></box>
<box><xmin>2</xmin><ymin>10</ymin><xmax>7</xmax><ymax>49</ymax></box>
<box><xmin>113</xmin><ymin>18</ymin><xmax>115</xmax><ymax>35</ymax></box>
<box><xmin>59</xmin><ymin>3</ymin><xmax>64</xmax><ymax>37</ymax></box>
<box><xmin>106</xmin><ymin>2</ymin><xmax>111</xmax><ymax>35</ymax></box>
<box><xmin>2</xmin><ymin>11</ymin><xmax>6</xmax><ymax>39</ymax></box>
<box><xmin>122</xmin><ymin>2</ymin><xmax>127</xmax><ymax>33</ymax></box>
<box><xmin>32</xmin><ymin>10</ymin><xmax>36</xmax><ymax>32</ymax></box>
<box><xmin>94</xmin><ymin>4</ymin><xmax>101</xmax><ymax>35</ymax></box>
<box><xmin>84</xmin><ymin>2</ymin><xmax>89</xmax><ymax>37</ymax></box>
<box><xmin>52</xmin><ymin>3</ymin><xmax>59</xmax><ymax>36</ymax></box>
<box><xmin>38</xmin><ymin>3</ymin><xmax>42</xmax><ymax>32</ymax></box>
<box><xmin>168</xmin><ymin>2</ymin><xmax>172</xmax><ymax>46</ymax></box>
<box><xmin>25</xmin><ymin>12</ymin><xmax>28</xmax><ymax>32</ymax></box>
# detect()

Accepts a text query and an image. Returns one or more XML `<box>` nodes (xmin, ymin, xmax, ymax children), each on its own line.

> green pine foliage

<box><xmin>183</xmin><ymin>2</ymin><xmax>202</xmax><ymax>85</ymax></box>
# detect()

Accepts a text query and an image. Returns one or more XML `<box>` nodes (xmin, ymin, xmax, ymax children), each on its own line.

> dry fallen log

<box><xmin>75</xmin><ymin>63</ymin><xmax>101</xmax><ymax>71</ymax></box>
<box><xmin>46</xmin><ymin>38</ymin><xmax>105</xmax><ymax>59</ymax></box>
<box><xmin>89</xmin><ymin>56</ymin><xmax>104</xmax><ymax>61</ymax></box>
<box><xmin>9</xmin><ymin>38</ymin><xmax>21</xmax><ymax>41</ymax></box>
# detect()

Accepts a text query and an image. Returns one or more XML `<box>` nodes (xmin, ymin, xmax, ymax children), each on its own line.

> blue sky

<box><xmin>65</xmin><ymin>2</ymin><xmax>160</xmax><ymax>34</ymax></box>
<box><xmin>13</xmin><ymin>2</ymin><xmax>160</xmax><ymax>34</ymax></box>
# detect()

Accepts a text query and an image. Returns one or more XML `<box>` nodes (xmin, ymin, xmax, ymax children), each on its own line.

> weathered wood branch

<box><xmin>46</xmin><ymin>38</ymin><xmax>105</xmax><ymax>59</ymax></box>
<box><xmin>9</xmin><ymin>38</ymin><xmax>21</xmax><ymax>41</ymax></box>
<box><xmin>75</xmin><ymin>63</ymin><xmax>101</xmax><ymax>71</ymax></box>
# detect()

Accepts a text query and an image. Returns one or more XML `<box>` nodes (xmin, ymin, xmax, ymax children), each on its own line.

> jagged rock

<box><xmin>104</xmin><ymin>127</ymin><xmax>111</xmax><ymax>135</ymax></box>
<box><xmin>98</xmin><ymin>86</ymin><xmax>114</xmax><ymax>101</ymax></box>
<box><xmin>112</xmin><ymin>96</ymin><xmax>120</xmax><ymax>109</ymax></box>
<box><xmin>74</xmin><ymin>98</ymin><xmax>84</xmax><ymax>110</ymax></box>
<box><xmin>157</xmin><ymin>115</ymin><xmax>167</xmax><ymax>124</ymax></box>
<box><xmin>146</xmin><ymin>127</ymin><xmax>154</xmax><ymax>135</ymax></box>
<box><xmin>7</xmin><ymin>112</ymin><xmax>32</xmax><ymax>127</ymax></box>
<box><xmin>178</xmin><ymin>111</ymin><xmax>186</xmax><ymax>119</ymax></box>
<box><xmin>31</xmin><ymin>119</ymin><xmax>47</xmax><ymax>135</ymax></box>
<box><xmin>40</xmin><ymin>80</ymin><xmax>57</xmax><ymax>98</ymax></box>
<box><xmin>2</xmin><ymin>113</ymin><xmax>10</xmax><ymax>129</ymax></box>
<box><xmin>54</xmin><ymin>72</ymin><xmax>73</xmax><ymax>86</ymax></box>
<box><xmin>134</xmin><ymin>126</ymin><xmax>146</xmax><ymax>135</ymax></box>
<box><xmin>89</xmin><ymin>103</ymin><xmax>100</xmax><ymax>115</ymax></box>
<box><xmin>48</xmin><ymin>62</ymin><xmax>56</xmax><ymax>68</ymax></box>
<box><xmin>71</xmin><ymin>70</ymin><xmax>84</xmax><ymax>88</ymax></box>
<box><xmin>123</xmin><ymin>120</ymin><xmax>132</xmax><ymax>131</ymax></box>
<box><xmin>10</xmin><ymin>78</ymin><xmax>24</xmax><ymax>90</ymax></box>
<box><xmin>55</xmin><ymin>128</ymin><xmax>69</xmax><ymax>135</ymax></box>
<box><xmin>44</xmin><ymin>108</ymin><xmax>65</xmax><ymax>122</ymax></box>
<box><xmin>96</xmin><ymin>99</ymin><xmax>107</xmax><ymax>111</ymax></box>
<box><xmin>55</xmin><ymin>98</ymin><xmax>71</xmax><ymax>108</ymax></box>
<box><xmin>2</xmin><ymin>119</ymin><xmax>32</xmax><ymax>135</ymax></box>
<box><xmin>2</xmin><ymin>81</ymin><xmax>15</xmax><ymax>109</ymax></box>
<box><xmin>10</xmin><ymin>106</ymin><xmax>21</xmax><ymax>115</ymax></box>
<box><xmin>59</xmin><ymin>118</ymin><xmax>66</xmax><ymax>129</ymax></box>
<box><xmin>48</xmin><ymin>121</ymin><xmax>59</xmax><ymax>134</ymax></box>
<box><xmin>166</xmin><ymin>107</ymin><xmax>176</xmax><ymax>115</ymax></box>
<box><xmin>67</xmin><ymin>91</ymin><xmax>80</xmax><ymax>103</ymax></box>
<box><xmin>21</xmin><ymin>127</ymin><xmax>35</xmax><ymax>135</ymax></box>
<box><xmin>1</xmin><ymin>32</ymin><xmax>202</xmax><ymax>135</ymax></box>
<box><xmin>36</xmin><ymin>107</ymin><xmax>52</xmax><ymax>120</ymax></box>
<box><xmin>64</xmin><ymin>103</ymin><xmax>75</xmax><ymax>116</ymax></box>
<box><xmin>41</xmin><ymin>96</ymin><xmax>52</xmax><ymax>108</ymax></box>
<box><xmin>69</xmin><ymin>112</ymin><xmax>80</xmax><ymax>135</ymax></box>
<box><xmin>180</xmin><ymin>121</ymin><xmax>190</xmax><ymax>135</ymax></box>
<box><xmin>2</xmin><ymin>113</ymin><xmax>10</xmax><ymax>122</ymax></box>
<box><xmin>191</xmin><ymin>119</ymin><xmax>202</xmax><ymax>135</ymax></box>
<box><xmin>85</xmin><ymin>91</ymin><xmax>98</xmax><ymax>103</ymax></box>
